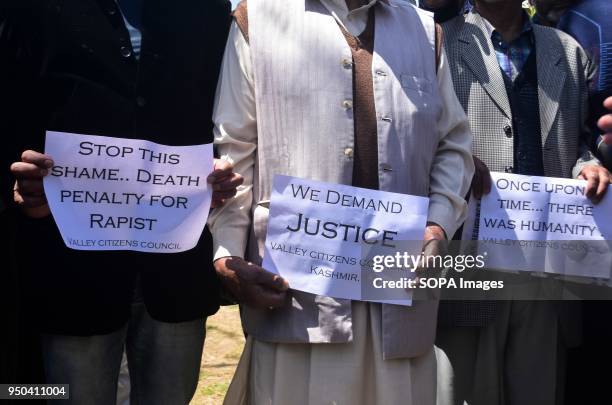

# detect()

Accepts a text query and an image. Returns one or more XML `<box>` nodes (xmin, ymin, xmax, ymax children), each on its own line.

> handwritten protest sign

<box><xmin>262</xmin><ymin>175</ymin><xmax>429</xmax><ymax>305</ymax></box>
<box><xmin>463</xmin><ymin>172</ymin><xmax>612</xmax><ymax>279</ymax></box>
<box><xmin>44</xmin><ymin>131</ymin><xmax>213</xmax><ymax>253</ymax></box>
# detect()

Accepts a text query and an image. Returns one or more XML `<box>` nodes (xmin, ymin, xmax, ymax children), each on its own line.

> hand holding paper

<box><xmin>208</xmin><ymin>159</ymin><xmax>244</xmax><ymax>208</ymax></box>
<box><xmin>471</xmin><ymin>156</ymin><xmax>493</xmax><ymax>200</ymax></box>
<box><xmin>11</xmin><ymin>150</ymin><xmax>54</xmax><ymax>218</ymax></box>
<box><xmin>577</xmin><ymin>165</ymin><xmax>611</xmax><ymax>204</ymax></box>
<box><xmin>214</xmin><ymin>257</ymin><xmax>289</xmax><ymax>309</ymax></box>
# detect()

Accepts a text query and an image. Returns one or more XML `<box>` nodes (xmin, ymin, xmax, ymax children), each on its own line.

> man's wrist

<box><xmin>425</xmin><ymin>221</ymin><xmax>447</xmax><ymax>241</ymax></box>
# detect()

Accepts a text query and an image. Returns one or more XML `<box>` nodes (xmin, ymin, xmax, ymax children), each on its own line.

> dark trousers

<box><xmin>565</xmin><ymin>300</ymin><xmax>612</xmax><ymax>405</ymax></box>
<box><xmin>0</xmin><ymin>209</ymin><xmax>44</xmax><ymax>403</ymax></box>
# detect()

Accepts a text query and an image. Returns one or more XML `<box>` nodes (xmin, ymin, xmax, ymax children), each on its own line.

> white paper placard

<box><xmin>43</xmin><ymin>131</ymin><xmax>213</xmax><ymax>253</ymax></box>
<box><xmin>262</xmin><ymin>175</ymin><xmax>430</xmax><ymax>305</ymax></box>
<box><xmin>466</xmin><ymin>172</ymin><xmax>612</xmax><ymax>279</ymax></box>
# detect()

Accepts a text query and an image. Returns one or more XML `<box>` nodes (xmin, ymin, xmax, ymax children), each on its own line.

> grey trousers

<box><xmin>42</xmin><ymin>302</ymin><xmax>206</xmax><ymax>405</ymax></box>
<box><xmin>436</xmin><ymin>301</ymin><xmax>567</xmax><ymax>405</ymax></box>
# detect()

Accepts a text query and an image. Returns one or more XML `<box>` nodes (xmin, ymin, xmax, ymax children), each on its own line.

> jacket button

<box><xmin>342</xmin><ymin>99</ymin><xmax>353</xmax><ymax>110</ymax></box>
<box><xmin>504</xmin><ymin>125</ymin><xmax>513</xmax><ymax>138</ymax></box>
<box><xmin>505</xmin><ymin>166</ymin><xmax>514</xmax><ymax>173</ymax></box>
<box><xmin>342</xmin><ymin>58</ymin><xmax>353</xmax><ymax>69</ymax></box>
<box><xmin>344</xmin><ymin>148</ymin><xmax>354</xmax><ymax>158</ymax></box>
<box><xmin>136</xmin><ymin>96</ymin><xmax>146</xmax><ymax>107</ymax></box>
<box><xmin>120</xmin><ymin>46</ymin><xmax>132</xmax><ymax>58</ymax></box>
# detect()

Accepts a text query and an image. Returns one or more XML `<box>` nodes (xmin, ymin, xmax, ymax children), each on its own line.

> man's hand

<box><xmin>207</xmin><ymin>159</ymin><xmax>244</xmax><ymax>208</ymax></box>
<box><xmin>471</xmin><ymin>155</ymin><xmax>492</xmax><ymax>199</ymax></box>
<box><xmin>578</xmin><ymin>165</ymin><xmax>611</xmax><ymax>204</ymax></box>
<box><xmin>419</xmin><ymin>223</ymin><xmax>448</xmax><ymax>272</ymax></box>
<box><xmin>410</xmin><ymin>223</ymin><xmax>448</xmax><ymax>297</ymax></box>
<box><xmin>599</xmin><ymin>97</ymin><xmax>612</xmax><ymax>145</ymax></box>
<box><xmin>214</xmin><ymin>257</ymin><xmax>289</xmax><ymax>309</ymax></box>
<box><xmin>10</xmin><ymin>150</ymin><xmax>53</xmax><ymax>218</ymax></box>
<box><xmin>423</xmin><ymin>222</ymin><xmax>448</xmax><ymax>261</ymax></box>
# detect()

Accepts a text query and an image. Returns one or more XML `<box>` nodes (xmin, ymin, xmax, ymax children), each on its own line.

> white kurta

<box><xmin>224</xmin><ymin>302</ymin><xmax>437</xmax><ymax>405</ymax></box>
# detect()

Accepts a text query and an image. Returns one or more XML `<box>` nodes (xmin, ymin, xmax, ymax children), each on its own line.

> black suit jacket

<box><xmin>0</xmin><ymin>0</ymin><xmax>231</xmax><ymax>335</ymax></box>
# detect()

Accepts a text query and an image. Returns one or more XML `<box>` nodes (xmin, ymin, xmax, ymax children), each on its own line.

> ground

<box><xmin>192</xmin><ymin>305</ymin><xmax>244</xmax><ymax>405</ymax></box>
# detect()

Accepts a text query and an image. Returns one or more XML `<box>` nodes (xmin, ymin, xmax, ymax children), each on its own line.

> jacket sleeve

<box><xmin>0</xmin><ymin>2</ymin><xmax>44</xmax><ymax>210</ymax></box>
<box><xmin>207</xmin><ymin>22</ymin><xmax>256</xmax><ymax>260</ymax></box>
<box><xmin>572</xmin><ymin>45</ymin><xmax>601</xmax><ymax>178</ymax></box>
<box><xmin>427</xmin><ymin>48</ymin><xmax>475</xmax><ymax>238</ymax></box>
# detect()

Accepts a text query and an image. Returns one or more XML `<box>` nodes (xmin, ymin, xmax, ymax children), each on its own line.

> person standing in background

<box><xmin>1</xmin><ymin>1</ymin><xmax>242</xmax><ymax>404</ymax></box>
<box><xmin>557</xmin><ymin>0</ymin><xmax>612</xmax><ymax>169</ymax></box>
<box><xmin>437</xmin><ymin>1</ymin><xmax>610</xmax><ymax>404</ymax></box>
<box><xmin>535</xmin><ymin>0</ymin><xmax>612</xmax><ymax>169</ymax></box>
